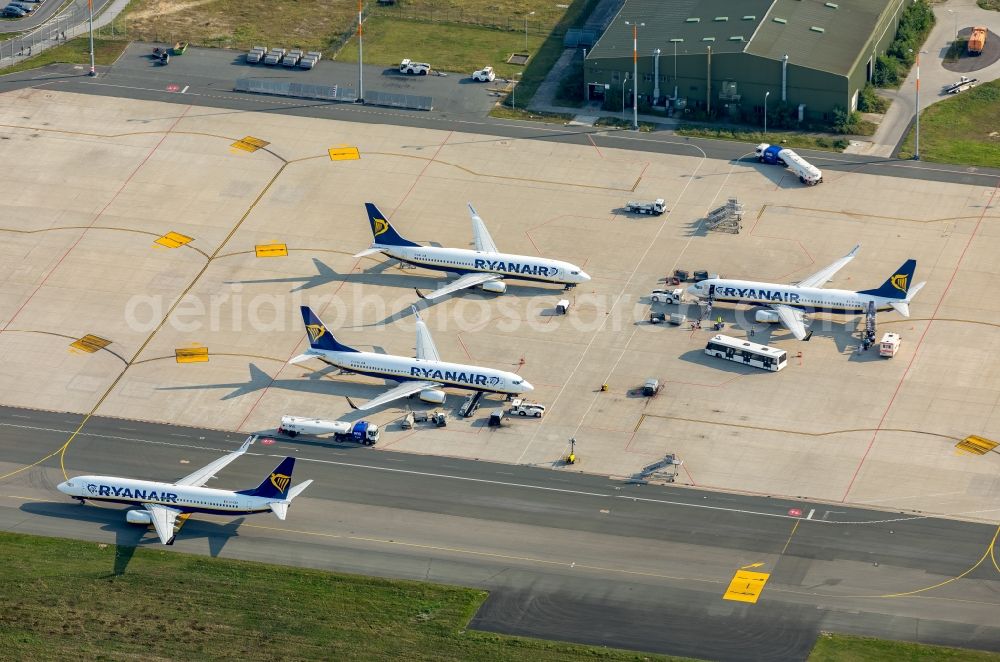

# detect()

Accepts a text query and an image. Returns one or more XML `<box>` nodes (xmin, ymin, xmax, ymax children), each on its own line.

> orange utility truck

<box><xmin>969</xmin><ymin>26</ymin><xmax>987</xmax><ymax>55</ymax></box>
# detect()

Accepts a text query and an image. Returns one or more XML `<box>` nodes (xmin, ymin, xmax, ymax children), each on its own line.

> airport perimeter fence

<box><xmin>0</xmin><ymin>2</ymin><xmax>130</xmax><ymax>65</ymax></box>
<box><xmin>367</xmin><ymin>8</ymin><xmax>555</xmax><ymax>37</ymax></box>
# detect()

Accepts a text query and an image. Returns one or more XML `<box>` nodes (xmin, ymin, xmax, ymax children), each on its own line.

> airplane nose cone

<box><xmin>521</xmin><ymin>380</ymin><xmax>534</xmax><ymax>392</ymax></box>
<box><xmin>686</xmin><ymin>284</ymin><xmax>700</xmax><ymax>296</ymax></box>
<box><xmin>56</xmin><ymin>481</ymin><xmax>70</xmax><ymax>494</ymax></box>
<box><xmin>580</xmin><ymin>271</ymin><xmax>592</xmax><ymax>282</ymax></box>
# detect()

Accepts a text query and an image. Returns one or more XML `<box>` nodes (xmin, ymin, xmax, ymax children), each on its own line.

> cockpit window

<box><xmin>513</xmin><ymin>379</ymin><xmax>522</xmax><ymax>384</ymax></box>
<box><xmin>571</xmin><ymin>271</ymin><xmax>579</xmax><ymax>275</ymax></box>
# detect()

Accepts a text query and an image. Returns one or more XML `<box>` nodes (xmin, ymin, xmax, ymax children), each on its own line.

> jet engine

<box><xmin>754</xmin><ymin>309</ymin><xmax>781</xmax><ymax>323</ymax></box>
<box><xmin>419</xmin><ymin>389</ymin><xmax>446</xmax><ymax>404</ymax></box>
<box><xmin>481</xmin><ymin>280</ymin><xmax>507</xmax><ymax>294</ymax></box>
<box><xmin>126</xmin><ymin>509</ymin><xmax>153</xmax><ymax>525</ymax></box>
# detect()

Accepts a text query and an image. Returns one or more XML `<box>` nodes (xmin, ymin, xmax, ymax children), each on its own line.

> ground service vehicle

<box><xmin>299</xmin><ymin>51</ymin><xmax>322</xmax><ymax>69</ymax></box>
<box><xmin>650</xmin><ymin>288</ymin><xmax>682</xmax><ymax>304</ymax></box>
<box><xmin>625</xmin><ymin>198</ymin><xmax>666</xmax><ymax>215</ymax></box>
<box><xmin>969</xmin><ymin>27</ymin><xmax>987</xmax><ymax>55</ymax></box>
<box><xmin>400</xmin><ymin>58</ymin><xmax>430</xmax><ymax>75</ymax></box>
<box><xmin>705</xmin><ymin>335</ymin><xmax>787</xmax><ymax>371</ymax></box>
<box><xmin>472</xmin><ymin>66</ymin><xmax>495</xmax><ymax>82</ymax></box>
<box><xmin>246</xmin><ymin>46</ymin><xmax>266</xmax><ymax>63</ymax></box>
<box><xmin>509</xmin><ymin>399</ymin><xmax>545</xmax><ymax>417</ymax></box>
<box><xmin>277</xmin><ymin>416</ymin><xmax>380</xmax><ymax>445</ymax></box>
<box><xmin>944</xmin><ymin>76</ymin><xmax>978</xmax><ymax>94</ymax></box>
<box><xmin>755</xmin><ymin>143</ymin><xmax>823</xmax><ymax>185</ymax></box>
<box><xmin>264</xmin><ymin>48</ymin><xmax>286</xmax><ymax>65</ymax></box>
<box><xmin>879</xmin><ymin>333</ymin><xmax>901</xmax><ymax>357</ymax></box>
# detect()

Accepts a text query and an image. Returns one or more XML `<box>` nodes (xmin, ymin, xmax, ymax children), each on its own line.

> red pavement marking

<box><xmin>788</xmin><ymin>508</ymin><xmax>803</xmax><ymax>517</ymax></box>
<box><xmin>1</xmin><ymin>106</ymin><xmax>192</xmax><ymax>334</ymax></box>
<box><xmin>841</xmin><ymin>182</ymin><xmax>999</xmax><ymax>503</ymax></box>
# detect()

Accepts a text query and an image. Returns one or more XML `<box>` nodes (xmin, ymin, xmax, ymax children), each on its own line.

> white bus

<box><xmin>704</xmin><ymin>334</ymin><xmax>787</xmax><ymax>372</ymax></box>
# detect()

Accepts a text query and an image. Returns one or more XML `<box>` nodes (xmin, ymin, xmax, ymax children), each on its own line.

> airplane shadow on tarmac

<box><xmin>157</xmin><ymin>362</ymin><xmax>423</xmax><ymax>418</ymax></box>
<box><xmin>19</xmin><ymin>501</ymin><xmax>244</xmax><ymax>573</ymax></box>
<box><xmin>227</xmin><ymin>257</ymin><xmax>571</xmax><ymax>326</ymax></box>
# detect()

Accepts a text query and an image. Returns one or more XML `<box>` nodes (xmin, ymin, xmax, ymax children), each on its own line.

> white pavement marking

<box><xmin>0</xmin><ymin>420</ymin><xmax>968</xmax><ymax>525</ymax></box>
<box><xmin>516</xmin><ymin>141</ymin><xmax>708</xmax><ymax>463</ymax></box>
<box><xmin>807</xmin><ymin>509</ymin><xmax>815</xmax><ymax>520</ymax></box>
<box><xmin>181</xmin><ymin>85</ymin><xmax>189</xmax><ymax>94</ymax></box>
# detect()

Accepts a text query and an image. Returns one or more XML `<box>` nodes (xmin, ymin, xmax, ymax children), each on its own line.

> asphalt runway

<box><xmin>1</xmin><ymin>405</ymin><xmax>998</xmax><ymax>660</ymax></box>
<box><xmin>1</xmin><ymin>43</ymin><xmax>998</xmax><ymax>190</ymax></box>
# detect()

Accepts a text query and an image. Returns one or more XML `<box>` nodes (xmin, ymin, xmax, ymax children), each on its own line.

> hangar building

<box><xmin>584</xmin><ymin>0</ymin><xmax>910</xmax><ymax>121</ymax></box>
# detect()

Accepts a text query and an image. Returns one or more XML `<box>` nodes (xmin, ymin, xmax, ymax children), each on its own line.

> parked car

<box><xmin>7</xmin><ymin>2</ymin><xmax>33</xmax><ymax>13</ymax></box>
<box><xmin>281</xmin><ymin>49</ymin><xmax>303</xmax><ymax>67</ymax></box>
<box><xmin>2</xmin><ymin>5</ymin><xmax>27</xmax><ymax>15</ymax></box>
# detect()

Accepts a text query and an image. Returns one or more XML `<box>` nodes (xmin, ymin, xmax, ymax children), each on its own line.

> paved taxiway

<box><xmin>2</xmin><ymin>43</ymin><xmax>999</xmax><ymax>189</ymax></box>
<box><xmin>1</xmin><ymin>405</ymin><xmax>998</xmax><ymax>660</ymax></box>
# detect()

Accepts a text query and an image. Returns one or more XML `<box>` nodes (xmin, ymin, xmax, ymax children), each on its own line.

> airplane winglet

<box><xmin>346</xmin><ymin>396</ymin><xmax>359</xmax><ymax>410</ymax></box>
<box><xmin>414</xmin><ymin>288</ymin><xmax>427</xmax><ymax>299</ymax></box>
<box><xmin>238</xmin><ymin>435</ymin><xmax>257</xmax><ymax>453</ymax></box>
<box><xmin>847</xmin><ymin>243</ymin><xmax>861</xmax><ymax>258</ymax></box>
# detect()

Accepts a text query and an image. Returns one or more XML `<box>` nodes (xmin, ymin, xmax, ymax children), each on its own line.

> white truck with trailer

<box><xmin>277</xmin><ymin>416</ymin><xmax>380</xmax><ymax>445</ymax></box>
<box><xmin>625</xmin><ymin>198</ymin><xmax>666</xmax><ymax>215</ymax></box>
<box><xmin>509</xmin><ymin>399</ymin><xmax>545</xmax><ymax>418</ymax></box>
<box><xmin>754</xmin><ymin>143</ymin><xmax>823</xmax><ymax>186</ymax></box>
<box><xmin>400</xmin><ymin>58</ymin><xmax>431</xmax><ymax>75</ymax></box>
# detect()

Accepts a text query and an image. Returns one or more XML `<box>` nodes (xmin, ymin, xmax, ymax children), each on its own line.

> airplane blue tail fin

<box><xmin>238</xmin><ymin>457</ymin><xmax>295</xmax><ymax>499</ymax></box>
<box><xmin>365</xmin><ymin>203</ymin><xmax>420</xmax><ymax>247</ymax></box>
<box><xmin>857</xmin><ymin>259</ymin><xmax>917</xmax><ymax>300</ymax></box>
<box><xmin>300</xmin><ymin>306</ymin><xmax>358</xmax><ymax>353</ymax></box>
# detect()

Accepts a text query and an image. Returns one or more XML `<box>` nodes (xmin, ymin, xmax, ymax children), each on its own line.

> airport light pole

<box><xmin>357</xmin><ymin>0</ymin><xmax>364</xmax><ymax>102</ymax></box>
<box><xmin>909</xmin><ymin>48</ymin><xmax>922</xmax><ymax>160</ymax></box>
<box><xmin>625</xmin><ymin>20</ymin><xmax>644</xmax><ymax>129</ymax></box>
<box><xmin>670</xmin><ymin>38</ymin><xmax>682</xmax><ymax>101</ymax></box>
<box><xmin>764</xmin><ymin>90</ymin><xmax>769</xmax><ymax>137</ymax></box>
<box><xmin>524</xmin><ymin>11</ymin><xmax>535</xmax><ymax>51</ymax></box>
<box><xmin>88</xmin><ymin>0</ymin><xmax>95</xmax><ymax>76</ymax></box>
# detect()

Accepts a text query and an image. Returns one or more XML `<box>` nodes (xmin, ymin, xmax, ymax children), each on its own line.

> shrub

<box><xmin>832</xmin><ymin>107</ymin><xmax>864</xmax><ymax>134</ymax></box>
<box><xmin>858</xmin><ymin>83</ymin><xmax>889</xmax><ymax>113</ymax></box>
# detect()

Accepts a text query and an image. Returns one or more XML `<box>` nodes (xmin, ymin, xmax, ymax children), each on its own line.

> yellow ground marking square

<box><xmin>723</xmin><ymin>570</ymin><xmax>770</xmax><ymax>604</ymax></box>
<box><xmin>956</xmin><ymin>435</ymin><xmax>997</xmax><ymax>455</ymax></box>
<box><xmin>70</xmin><ymin>334</ymin><xmax>111</xmax><ymax>353</ymax></box>
<box><xmin>175</xmin><ymin>347</ymin><xmax>209</xmax><ymax>363</ymax></box>
<box><xmin>232</xmin><ymin>136</ymin><xmax>270</xmax><ymax>152</ymax></box>
<box><xmin>328</xmin><ymin>145</ymin><xmax>360</xmax><ymax>161</ymax></box>
<box><xmin>154</xmin><ymin>231</ymin><xmax>193</xmax><ymax>248</ymax></box>
<box><xmin>255</xmin><ymin>243</ymin><xmax>288</xmax><ymax>258</ymax></box>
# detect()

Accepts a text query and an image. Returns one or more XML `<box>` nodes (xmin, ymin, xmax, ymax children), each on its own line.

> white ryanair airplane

<box><xmin>687</xmin><ymin>245</ymin><xmax>925</xmax><ymax>340</ymax></box>
<box><xmin>290</xmin><ymin>306</ymin><xmax>533</xmax><ymax>410</ymax></box>
<box><xmin>57</xmin><ymin>437</ymin><xmax>313</xmax><ymax>545</ymax></box>
<box><xmin>353</xmin><ymin>202</ymin><xmax>591</xmax><ymax>300</ymax></box>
